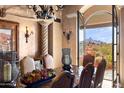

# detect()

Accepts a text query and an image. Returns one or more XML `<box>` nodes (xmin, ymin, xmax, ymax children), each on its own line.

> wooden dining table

<box><xmin>16</xmin><ymin>65</ymin><xmax>84</xmax><ymax>88</ymax></box>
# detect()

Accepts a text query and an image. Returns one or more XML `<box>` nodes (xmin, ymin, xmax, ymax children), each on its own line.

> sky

<box><xmin>0</xmin><ymin>29</ymin><xmax>11</xmax><ymax>35</ymax></box>
<box><xmin>79</xmin><ymin>26</ymin><xmax>112</xmax><ymax>43</ymax></box>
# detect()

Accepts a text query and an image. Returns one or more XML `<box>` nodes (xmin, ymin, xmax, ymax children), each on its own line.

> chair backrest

<box><xmin>20</xmin><ymin>56</ymin><xmax>35</xmax><ymax>75</ymax></box>
<box><xmin>93</xmin><ymin>59</ymin><xmax>107</xmax><ymax>88</ymax></box>
<box><xmin>83</xmin><ymin>54</ymin><xmax>95</xmax><ymax>67</ymax></box>
<box><xmin>78</xmin><ymin>63</ymin><xmax>94</xmax><ymax>88</ymax></box>
<box><xmin>43</xmin><ymin>54</ymin><xmax>54</xmax><ymax>69</ymax></box>
<box><xmin>51</xmin><ymin>71</ymin><xmax>75</xmax><ymax>88</ymax></box>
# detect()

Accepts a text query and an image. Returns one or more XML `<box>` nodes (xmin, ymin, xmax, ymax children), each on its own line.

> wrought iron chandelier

<box><xmin>28</xmin><ymin>5</ymin><xmax>63</xmax><ymax>19</ymax></box>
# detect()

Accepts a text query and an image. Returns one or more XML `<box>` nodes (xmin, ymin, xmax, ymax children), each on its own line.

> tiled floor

<box><xmin>102</xmin><ymin>69</ymin><xmax>113</xmax><ymax>88</ymax></box>
<box><xmin>102</xmin><ymin>80</ymin><xmax>112</xmax><ymax>88</ymax></box>
<box><xmin>104</xmin><ymin>69</ymin><xmax>113</xmax><ymax>80</ymax></box>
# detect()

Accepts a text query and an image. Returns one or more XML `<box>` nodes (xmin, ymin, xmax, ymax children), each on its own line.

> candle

<box><xmin>3</xmin><ymin>62</ymin><xmax>11</xmax><ymax>82</ymax></box>
<box><xmin>64</xmin><ymin>55</ymin><xmax>70</xmax><ymax>65</ymax></box>
<box><xmin>4</xmin><ymin>63</ymin><xmax>7</xmax><ymax>82</ymax></box>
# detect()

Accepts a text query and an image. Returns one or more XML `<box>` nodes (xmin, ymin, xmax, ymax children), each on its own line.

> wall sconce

<box><xmin>63</xmin><ymin>31</ymin><xmax>72</xmax><ymax>41</ymax></box>
<box><xmin>25</xmin><ymin>26</ymin><xmax>33</xmax><ymax>43</ymax></box>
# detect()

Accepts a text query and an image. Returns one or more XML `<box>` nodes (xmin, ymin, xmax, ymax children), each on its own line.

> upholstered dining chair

<box><xmin>42</xmin><ymin>54</ymin><xmax>54</xmax><ymax>69</ymax></box>
<box><xmin>78</xmin><ymin>63</ymin><xmax>94</xmax><ymax>88</ymax></box>
<box><xmin>93</xmin><ymin>58</ymin><xmax>107</xmax><ymax>88</ymax></box>
<box><xmin>20</xmin><ymin>56</ymin><xmax>35</xmax><ymax>75</ymax></box>
<box><xmin>51</xmin><ymin>71</ymin><xmax>75</xmax><ymax>88</ymax></box>
<box><xmin>83</xmin><ymin>54</ymin><xmax>95</xmax><ymax>67</ymax></box>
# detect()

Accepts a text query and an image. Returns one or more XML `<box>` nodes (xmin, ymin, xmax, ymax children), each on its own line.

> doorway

<box><xmin>77</xmin><ymin>5</ymin><xmax>120</xmax><ymax>87</ymax></box>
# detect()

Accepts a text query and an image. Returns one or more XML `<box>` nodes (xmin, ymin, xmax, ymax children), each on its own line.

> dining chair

<box><xmin>78</xmin><ymin>63</ymin><xmax>94</xmax><ymax>88</ymax></box>
<box><xmin>20</xmin><ymin>56</ymin><xmax>35</xmax><ymax>75</ymax></box>
<box><xmin>93</xmin><ymin>58</ymin><xmax>107</xmax><ymax>88</ymax></box>
<box><xmin>51</xmin><ymin>71</ymin><xmax>75</xmax><ymax>88</ymax></box>
<box><xmin>83</xmin><ymin>54</ymin><xmax>95</xmax><ymax>67</ymax></box>
<box><xmin>42</xmin><ymin>54</ymin><xmax>54</xmax><ymax>69</ymax></box>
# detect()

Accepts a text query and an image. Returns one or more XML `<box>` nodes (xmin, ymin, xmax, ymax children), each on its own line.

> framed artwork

<box><xmin>0</xmin><ymin>19</ymin><xmax>19</xmax><ymax>54</ymax></box>
<box><xmin>0</xmin><ymin>29</ymin><xmax>12</xmax><ymax>51</ymax></box>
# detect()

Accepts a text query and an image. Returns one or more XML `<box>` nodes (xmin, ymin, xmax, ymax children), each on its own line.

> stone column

<box><xmin>39</xmin><ymin>21</ymin><xmax>49</xmax><ymax>56</ymax></box>
<box><xmin>38</xmin><ymin>20</ymin><xmax>54</xmax><ymax>69</ymax></box>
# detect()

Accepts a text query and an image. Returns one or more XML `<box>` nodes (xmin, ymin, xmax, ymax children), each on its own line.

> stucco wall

<box><xmin>62</xmin><ymin>5</ymin><xmax>83</xmax><ymax>65</ymax></box>
<box><xmin>0</xmin><ymin>15</ymin><xmax>39</xmax><ymax>60</ymax></box>
<box><xmin>53</xmin><ymin>22</ymin><xmax>62</xmax><ymax>68</ymax></box>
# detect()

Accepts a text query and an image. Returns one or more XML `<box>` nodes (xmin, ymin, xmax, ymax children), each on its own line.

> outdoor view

<box><xmin>0</xmin><ymin>29</ymin><xmax>11</xmax><ymax>51</ymax></box>
<box><xmin>79</xmin><ymin>26</ymin><xmax>112</xmax><ymax>80</ymax></box>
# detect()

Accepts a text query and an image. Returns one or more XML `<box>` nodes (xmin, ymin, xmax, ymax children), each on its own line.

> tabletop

<box><xmin>16</xmin><ymin>65</ymin><xmax>84</xmax><ymax>88</ymax></box>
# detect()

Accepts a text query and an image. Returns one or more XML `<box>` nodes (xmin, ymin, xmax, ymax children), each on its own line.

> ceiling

<box><xmin>0</xmin><ymin>5</ymin><xmax>36</xmax><ymax>18</ymax></box>
<box><xmin>0</xmin><ymin>5</ymin><xmax>63</xmax><ymax>19</ymax></box>
<box><xmin>0</xmin><ymin>5</ymin><xmax>121</xmax><ymax>20</ymax></box>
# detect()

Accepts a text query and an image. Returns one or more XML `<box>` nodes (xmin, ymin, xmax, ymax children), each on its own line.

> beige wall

<box><xmin>53</xmin><ymin>9</ymin><xmax>62</xmax><ymax>68</ymax></box>
<box><xmin>62</xmin><ymin>5</ymin><xmax>83</xmax><ymax>65</ymax></box>
<box><xmin>47</xmin><ymin>21</ymin><xmax>63</xmax><ymax>68</ymax></box>
<box><xmin>0</xmin><ymin>15</ymin><xmax>39</xmax><ymax>60</ymax></box>
<box><xmin>120</xmin><ymin>7</ymin><xmax>124</xmax><ymax>87</ymax></box>
<box><xmin>47</xmin><ymin>10</ymin><xmax>63</xmax><ymax>68</ymax></box>
<box><xmin>53</xmin><ymin>22</ymin><xmax>62</xmax><ymax>68</ymax></box>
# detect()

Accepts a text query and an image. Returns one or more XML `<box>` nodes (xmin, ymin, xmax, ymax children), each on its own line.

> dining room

<box><xmin>0</xmin><ymin>5</ymin><xmax>124</xmax><ymax>88</ymax></box>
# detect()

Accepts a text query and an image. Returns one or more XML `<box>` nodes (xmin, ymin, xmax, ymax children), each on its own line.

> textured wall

<box><xmin>53</xmin><ymin>22</ymin><xmax>62</xmax><ymax>68</ymax></box>
<box><xmin>0</xmin><ymin>15</ymin><xmax>39</xmax><ymax>60</ymax></box>
<box><xmin>62</xmin><ymin>5</ymin><xmax>83</xmax><ymax>65</ymax></box>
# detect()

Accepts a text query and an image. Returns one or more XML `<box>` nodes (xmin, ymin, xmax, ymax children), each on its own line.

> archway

<box><xmin>77</xmin><ymin>5</ymin><xmax>120</xmax><ymax>87</ymax></box>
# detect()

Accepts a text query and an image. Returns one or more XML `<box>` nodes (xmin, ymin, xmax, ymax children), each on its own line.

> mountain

<box><xmin>80</xmin><ymin>37</ymin><xmax>108</xmax><ymax>45</ymax></box>
<box><xmin>0</xmin><ymin>33</ymin><xmax>11</xmax><ymax>43</ymax></box>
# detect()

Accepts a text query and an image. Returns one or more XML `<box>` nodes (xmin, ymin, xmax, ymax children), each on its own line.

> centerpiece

<box><xmin>20</xmin><ymin>69</ymin><xmax>55</xmax><ymax>87</ymax></box>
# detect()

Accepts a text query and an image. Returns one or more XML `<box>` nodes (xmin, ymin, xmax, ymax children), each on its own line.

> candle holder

<box><xmin>25</xmin><ymin>26</ymin><xmax>33</xmax><ymax>43</ymax></box>
<box><xmin>63</xmin><ymin>31</ymin><xmax>72</xmax><ymax>41</ymax></box>
<box><xmin>62</xmin><ymin>48</ymin><xmax>72</xmax><ymax>72</ymax></box>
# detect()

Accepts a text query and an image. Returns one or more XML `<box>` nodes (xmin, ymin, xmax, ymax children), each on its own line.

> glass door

<box><xmin>112</xmin><ymin>5</ymin><xmax>120</xmax><ymax>87</ymax></box>
<box><xmin>77</xmin><ymin>5</ymin><xmax>120</xmax><ymax>87</ymax></box>
<box><xmin>77</xmin><ymin>11</ymin><xmax>85</xmax><ymax>67</ymax></box>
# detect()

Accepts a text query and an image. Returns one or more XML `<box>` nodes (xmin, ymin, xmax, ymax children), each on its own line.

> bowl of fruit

<box><xmin>20</xmin><ymin>69</ymin><xmax>56</xmax><ymax>87</ymax></box>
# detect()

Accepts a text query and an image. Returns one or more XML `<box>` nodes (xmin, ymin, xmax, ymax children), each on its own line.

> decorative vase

<box><xmin>11</xmin><ymin>62</ymin><xmax>19</xmax><ymax>81</ymax></box>
<box><xmin>62</xmin><ymin>48</ymin><xmax>72</xmax><ymax>72</ymax></box>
